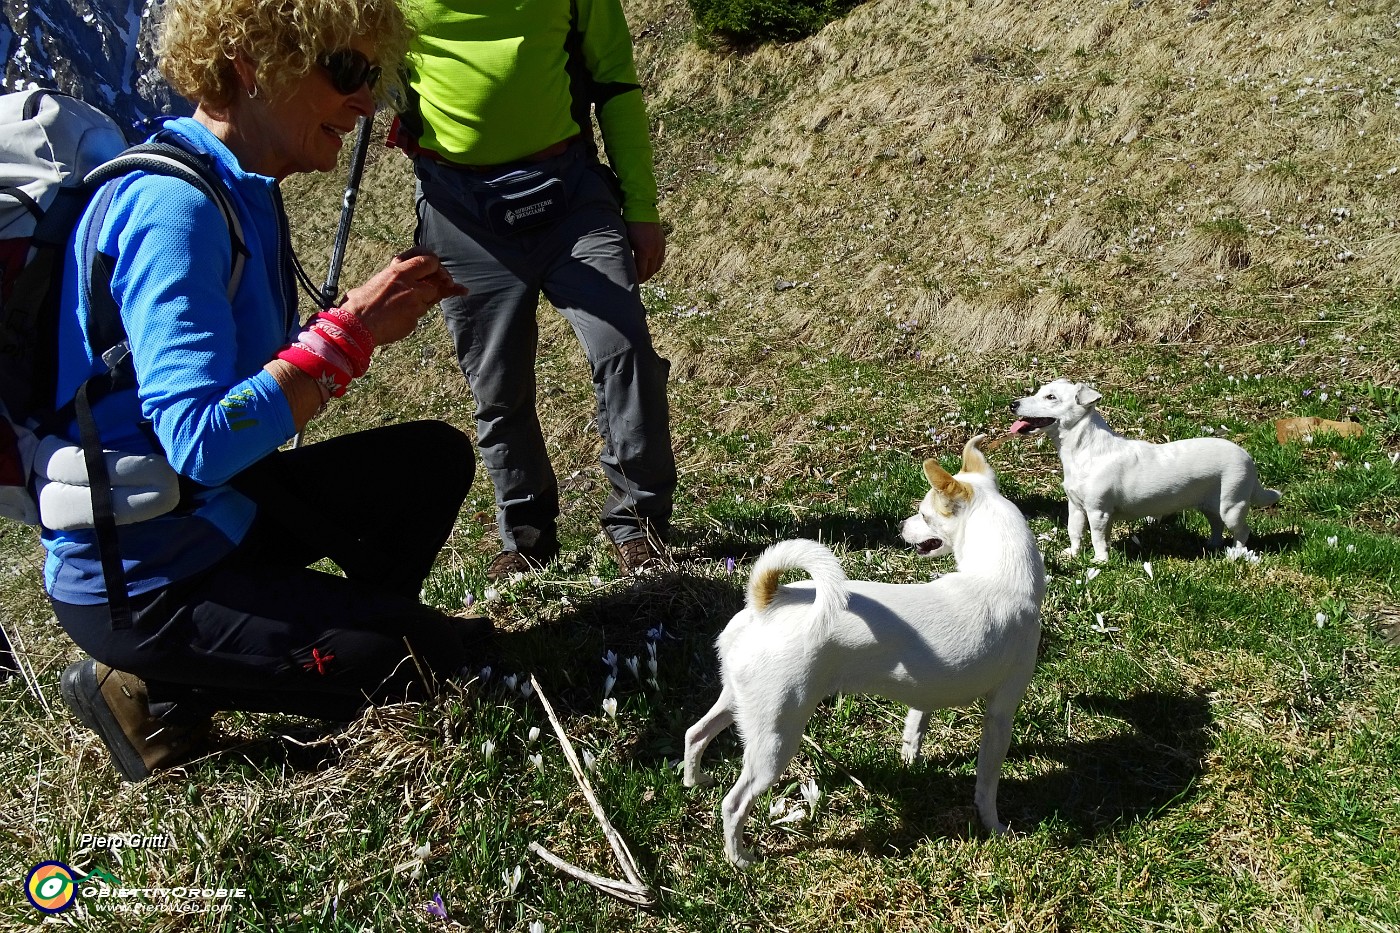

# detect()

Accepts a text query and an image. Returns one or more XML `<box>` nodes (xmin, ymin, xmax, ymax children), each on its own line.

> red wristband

<box><xmin>309</xmin><ymin>317</ymin><xmax>371</xmax><ymax>377</ymax></box>
<box><xmin>319</xmin><ymin>308</ymin><xmax>376</xmax><ymax>355</ymax></box>
<box><xmin>277</xmin><ymin>343</ymin><xmax>351</xmax><ymax>398</ymax></box>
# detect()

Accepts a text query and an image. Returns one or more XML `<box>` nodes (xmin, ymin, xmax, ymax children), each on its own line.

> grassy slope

<box><xmin>2</xmin><ymin>0</ymin><xmax>1398</xmax><ymax>929</ymax></box>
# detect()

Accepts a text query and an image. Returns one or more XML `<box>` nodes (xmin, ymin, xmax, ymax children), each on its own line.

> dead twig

<box><xmin>528</xmin><ymin>842</ymin><xmax>653</xmax><ymax>906</ymax></box>
<box><xmin>0</xmin><ymin>616</ymin><xmax>51</xmax><ymax>716</ymax></box>
<box><xmin>529</xmin><ymin>674</ymin><xmax>656</xmax><ymax>909</ymax></box>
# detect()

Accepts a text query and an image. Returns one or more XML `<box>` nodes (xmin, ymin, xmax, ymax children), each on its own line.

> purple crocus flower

<box><xmin>424</xmin><ymin>893</ymin><xmax>447</xmax><ymax>919</ymax></box>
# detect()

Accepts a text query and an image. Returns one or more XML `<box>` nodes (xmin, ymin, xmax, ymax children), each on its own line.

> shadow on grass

<box><xmin>190</xmin><ymin>719</ymin><xmax>347</xmax><ymax>778</ymax></box>
<box><xmin>1007</xmin><ymin>491</ymin><xmax>1068</xmax><ymax>524</ymax></box>
<box><xmin>488</xmin><ymin>568</ymin><xmax>744</xmax><ymax>719</ymax></box>
<box><xmin>1119</xmin><ymin>519</ymin><xmax>1302</xmax><ymax>561</ymax></box>
<box><xmin>682</xmin><ymin>507</ymin><xmax>917</xmax><ymax>563</ymax></box>
<box><xmin>814</xmin><ymin>689</ymin><xmax>1212</xmax><ymax>857</ymax></box>
<box><xmin>683</xmin><ymin>490</ymin><xmax>1076</xmax><ymax>565</ymax></box>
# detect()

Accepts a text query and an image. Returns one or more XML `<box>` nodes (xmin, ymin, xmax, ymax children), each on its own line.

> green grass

<box><xmin>4</xmin><ymin>303</ymin><xmax>1398</xmax><ymax>930</ymax></box>
<box><xmin>5</xmin><ymin>0</ymin><xmax>1400</xmax><ymax>926</ymax></box>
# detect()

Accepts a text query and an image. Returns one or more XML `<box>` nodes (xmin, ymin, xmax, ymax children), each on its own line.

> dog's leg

<box><xmin>722</xmin><ymin>727</ymin><xmax>805</xmax><ymax>868</ymax></box>
<box><xmin>974</xmin><ymin>675</ymin><xmax>1032</xmax><ymax>834</ymax></box>
<box><xmin>1202</xmin><ymin>509</ymin><xmax>1226</xmax><ymax>550</ymax></box>
<box><xmin>1087</xmin><ymin>509</ymin><xmax>1113</xmax><ymax>563</ymax></box>
<box><xmin>901</xmin><ymin>708</ymin><xmax>930</xmax><ymax>764</ymax></box>
<box><xmin>1221</xmin><ymin>501</ymin><xmax>1252</xmax><ymax>547</ymax></box>
<box><xmin>1064</xmin><ymin>498</ymin><xmax>1087</xmax><ymax>557</ymax></box>
<box><xmin>683</xmin><ymin>687</ymin><xmax>736</xmax><ymax>788</ymax></box>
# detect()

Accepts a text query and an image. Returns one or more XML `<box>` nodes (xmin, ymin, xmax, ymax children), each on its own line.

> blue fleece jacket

<box><xmin>44</xmin><ymin>117</ymin><xmax>300</xmax><ymax>604</ymax></box>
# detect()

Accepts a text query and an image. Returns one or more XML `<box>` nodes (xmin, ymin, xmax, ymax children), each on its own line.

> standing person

<box><xmin>49</xmin><ymin>0</ymin><xmax>486</xmax><ymax>782</ymax></box>
<box><xmin>394</xmin><ymin>0</ymin><xmax>678</xmax><ymax>580</ymax></box>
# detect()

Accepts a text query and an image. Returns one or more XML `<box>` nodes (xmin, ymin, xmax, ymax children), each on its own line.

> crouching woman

<box><xmin>47</xmin><ymin>0</ymin><xmax>486</xmax><ymax>780</ymax></box>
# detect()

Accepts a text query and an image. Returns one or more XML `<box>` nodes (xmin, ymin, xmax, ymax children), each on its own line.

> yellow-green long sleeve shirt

<box><xmin>402</xmin><ymin>0</ymin><xmax>661</xmax><ymax>223</ymax></box>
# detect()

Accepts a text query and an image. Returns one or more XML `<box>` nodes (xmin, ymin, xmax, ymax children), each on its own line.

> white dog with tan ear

<box><xmin>1010</xmin><ymin>378</ymin><xmax>1281</xmax><ymax>562</ymax></box>
<box><xmin>683</xmin><ymin>437</ymin><xmax>1045</xmax><ymax>867</ymax></box>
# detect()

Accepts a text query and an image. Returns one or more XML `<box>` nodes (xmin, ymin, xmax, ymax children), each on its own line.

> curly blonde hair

<box><xmin>158</xmin><ymin>0</ymin><xmax>414</xmax><ymax>109</ymax></box>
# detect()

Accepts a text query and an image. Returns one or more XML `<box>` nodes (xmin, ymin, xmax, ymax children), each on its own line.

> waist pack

<box><xmin>0</xmin><ymin>89</ymin><xmax>245</xmax><ymax>627</ymax></box>
<box><xmin>481</xmin><ymin>170</ymin><xmax>569</xmax><ymax>237</ymax></box>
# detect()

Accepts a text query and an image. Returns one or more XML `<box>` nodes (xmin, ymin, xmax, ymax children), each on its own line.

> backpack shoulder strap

<box><xmin>77</xmin><ymin>140</ymin><xmax>249</xmax><ymax>384</ymax></box>
<box><xmin>85</xmin><ymin>142</ymin><xmax>248</xmax><ymax>301</ymax></box>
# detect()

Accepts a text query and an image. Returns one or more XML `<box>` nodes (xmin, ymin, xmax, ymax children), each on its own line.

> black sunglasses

<box><xmin>318</xmin><ymin>48</ymin><xmax>381</xmax><ymax>95</ymax></box>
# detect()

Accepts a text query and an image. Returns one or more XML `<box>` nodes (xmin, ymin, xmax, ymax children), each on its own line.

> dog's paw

<box><xmin>1061</xmin><ymin>546</ymin><xmax>1079</xmax><ymax>558</ymax></box>
<box><xmin>684</xmin><ymin>770</ymin><xmax>715</xmax><ymax>789</ymax></box>
<box><xmin>900</xmin><ymin>744</ymin><xmax>922</xmax><ymax>765</ymax></box>
<box><xmin>1091</xmin><ymin>554</ymin><xmax>1109</xmax><ymax>564</ymax></box>
<box><xmin>726</xmin><ymin>845</ymin><xmax>758</xmax><ymax>869</ymax></box>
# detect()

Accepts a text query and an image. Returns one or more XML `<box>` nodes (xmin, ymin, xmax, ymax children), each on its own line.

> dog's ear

<box><xmin>960</xmin><ymin>434</ymin><xmax>993</xmax><ymax>476</ymax></box>
<box><xmin>1076</xmin><ymin>384</ymin><xmax>1103</xmax><ymax>407</ymax></box>
<box><xmin>923</xmin><ymin>458</ymin><xmax>973</xmax><ymax>504</ymax></box>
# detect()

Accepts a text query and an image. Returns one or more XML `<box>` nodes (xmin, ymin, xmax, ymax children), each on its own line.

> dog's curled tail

<box><xmin>747</xmin><ymin>539</ymin><xmax>850</xmax><ymax>621</ymax></box>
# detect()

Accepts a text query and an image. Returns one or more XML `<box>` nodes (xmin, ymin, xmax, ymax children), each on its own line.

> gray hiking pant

<box><xmin>414</xmin><ymin>144</ymin><xmax>675</xmax><ymax>555</ymax></box>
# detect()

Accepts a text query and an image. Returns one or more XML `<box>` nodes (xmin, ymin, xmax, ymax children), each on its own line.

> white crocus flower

<box><xmin>800</xmin><ymin>779</ymin><xmax>821</xmax><ymax>811</ymax></box>
<box><xmin>1090</xmin><ymin>613</ymin><xmax>1120</xmax><ymax>634</ymax></box>
<box><xmin>602</xmin><ymin>697</ymin><xmax>618</xmax><ymax>719</ymax></box>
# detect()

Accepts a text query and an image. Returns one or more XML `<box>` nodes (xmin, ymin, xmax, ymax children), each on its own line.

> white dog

<box><xmin>683</xmin><ymin>436</ymin><xmax>1045</xmax><ymax>867</ymax></box>
<box><xmin>1010</xmin><ymin>378</ymin><xmax>1281</xmax><ymax>562</ymax></box>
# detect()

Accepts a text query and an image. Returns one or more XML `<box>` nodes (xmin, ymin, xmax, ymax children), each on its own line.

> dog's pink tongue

<box><xmin>1009</xmin><ymin>419</ymin><xmax>1035</xmax><ymax>435</ymax></box>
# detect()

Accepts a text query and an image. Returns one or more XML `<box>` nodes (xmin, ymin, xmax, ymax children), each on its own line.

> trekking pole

<box><xmin>292</xmin><ymin>114</ymin><xmax>373</xmax><ymax>449</ymax></box>
<box><xmin>321</xmin><ymin>113</ymin><xmax>374</xmax><ymax>309</ymax></box>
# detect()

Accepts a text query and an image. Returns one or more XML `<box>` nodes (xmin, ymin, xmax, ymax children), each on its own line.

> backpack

<box><xmin>0</xmin><ymin>89</ymin><xmax>245</xmax><ymax>626</ymax></box>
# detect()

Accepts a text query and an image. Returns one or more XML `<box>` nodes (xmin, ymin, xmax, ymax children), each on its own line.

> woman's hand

<box><xmin>338</xmin><ymin>248</ymin><xmax>467</xmax><ymax>346</ymax></box>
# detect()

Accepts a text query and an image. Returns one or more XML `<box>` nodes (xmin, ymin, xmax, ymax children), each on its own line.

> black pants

<box><xmin>53</xmin><ymin>421</ymin><xmax>479</xmax><ymax>723</ymax></box>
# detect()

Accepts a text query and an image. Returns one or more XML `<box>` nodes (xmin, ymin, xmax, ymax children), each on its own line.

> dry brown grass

<box><xmin>631</xmin><ymin>0</ymin><xmax>1400</xmax><ymax>356</ymax></box>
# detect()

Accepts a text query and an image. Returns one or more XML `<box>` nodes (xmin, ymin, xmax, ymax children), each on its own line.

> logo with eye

<box><xmin>24</xmin><ymin>862</ymin><xmax>121</xmax><ymax>914</ymax></box>
<box><xmin>25</xmin><ymin>862</ymin><xmax>78</xmax><ymax>914</ymax></box>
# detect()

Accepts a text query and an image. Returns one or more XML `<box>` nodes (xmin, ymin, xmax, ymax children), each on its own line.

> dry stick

<box><xmin>0</xmin><ymin>617</ymin><xmax>51</xmax><ymax>716</ymax></box>
<box><xmin>528</xmin><ymin>842</ymin><xmax>652</xmax><ymax>906</ymax></box>
<box><xmin>528</xmin><ymin>674</ymin><xmax>655</xmax><ymax>907</ymax></box>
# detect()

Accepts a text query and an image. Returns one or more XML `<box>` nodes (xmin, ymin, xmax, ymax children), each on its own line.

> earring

<box><xmin>247</xmin><ymin>83</ymin><xmax>260</xmax><ymax>100</ymax></box>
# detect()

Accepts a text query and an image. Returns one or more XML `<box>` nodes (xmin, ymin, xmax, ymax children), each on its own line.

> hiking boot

<box><xmin>610</xmin><ymin>535</ymin><xmax>669</xmax><ymax>576</ymax></box>
<box><xmin>60</xmin><ymin>660</ymin><xmax>210</xmax><ymax>781</ymax></box>
<box><xmin>485</xmin><ymin>549</ymin><xmax>555</xmax><ymax>581</ymax></box>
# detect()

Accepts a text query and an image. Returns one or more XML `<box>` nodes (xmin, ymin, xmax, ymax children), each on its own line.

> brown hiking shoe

<box><xmin>486</xmin><ymin>550</ymin><xmax>554</xmax><ymax>581</ymax></box>
<box><xmin>60</xmin><ymin>660</ymin><xmax>210</xmax><ymax>781</ymax></box>
<box><xmin>610</xmin><ymin>535</ymin><xmax>669</xmax><ymax>576</ymax></box>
